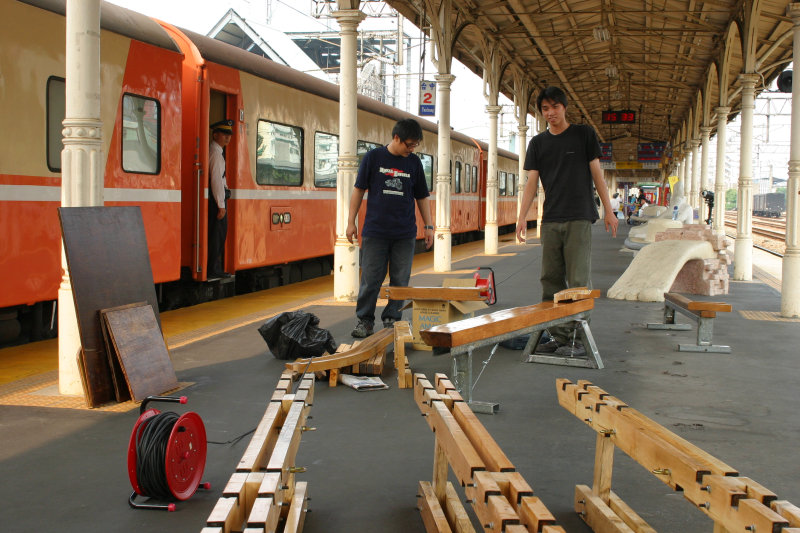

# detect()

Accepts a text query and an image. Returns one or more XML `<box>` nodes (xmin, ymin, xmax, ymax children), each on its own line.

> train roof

<box><xmin>178</xmin><ymin>27</ymin><xmax>518</xmax><ymax>161</ymax></box>
<box><xmin>19</xmin><ymin>0</ymin><xmax>181</xmax><ymax>53</ymax></box>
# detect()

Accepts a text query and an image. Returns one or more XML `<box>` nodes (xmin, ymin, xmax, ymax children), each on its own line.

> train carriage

<box><xmin>0</xmin><ymin>0</ymin><xmax>535</xmax><ymax>345</ymax></box>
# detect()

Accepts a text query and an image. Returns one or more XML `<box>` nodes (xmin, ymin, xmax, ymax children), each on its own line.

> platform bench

<box><xmin>557</xmin><ymin>379</ymin><xmax>800</xmax><ymax>533</ymax></box>
<box><xmin>646</xmin><ymin>292</ymin><xmax>732</xmax><ymax>353</ymax></box>
<box><xmin>202</xmin><ymin>370</ymin><xmax>312</xmax><ymax>533</ymax></box>
<box><xmin>415</xmin><ymin>373</ymin><xmax>566</xmax><ymax>533</ymax></box>
<box><xmin>419</xmin><ymin>288</ymin><xmax>603</xmax><ymax>412</ymax></box>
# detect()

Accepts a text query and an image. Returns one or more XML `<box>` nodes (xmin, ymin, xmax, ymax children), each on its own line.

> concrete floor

<box><xmin>2</xmin><ymin>223</ymin><xmax>798</xmax><ymax>532</ymax></box>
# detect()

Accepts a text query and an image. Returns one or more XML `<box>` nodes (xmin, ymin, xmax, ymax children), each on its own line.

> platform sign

<box><xmin>600</xmin><ymin>143</ymin><xmax>612</xmax><ymax>161</ymax></box>
<box><xmin>419</xmin><ymin>80</ymin><xmax>436</xmax><ymax>116</ymax></box>
<box><xmin>637</xmin><ymin>142</ymin><xmax>666</xmax><ymax>162</ymax></box>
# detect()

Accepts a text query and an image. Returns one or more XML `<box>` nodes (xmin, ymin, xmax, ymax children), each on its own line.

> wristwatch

<box><xmin>424</xmin><ymin>225</ymin><xmax>434</xmax><ymax>230</ymax></box>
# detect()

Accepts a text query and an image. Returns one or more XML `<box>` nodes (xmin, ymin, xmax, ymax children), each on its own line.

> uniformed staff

<box><xmin>208</xmin><ymin>119</ymin><xmax>233</xmax><ymax>278</ymax></box>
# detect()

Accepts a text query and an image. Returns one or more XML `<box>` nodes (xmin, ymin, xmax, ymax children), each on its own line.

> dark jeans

<box><xmin>540</xmin><ymin>220</ymin><xmax>592</xmax><ymax>343</ymax></box>
<box><xmin>355</xmin><ymin>236</ymin><xmax>416</xmax><ymax>325</ymax></box>
<box><xmin>208</xmin><ymin>199</ymin><xmax>227</xmax><ymax>275</ymax></box>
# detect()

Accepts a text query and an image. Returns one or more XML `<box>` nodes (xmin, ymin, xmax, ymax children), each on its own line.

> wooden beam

<box><xmin>418</xmin><ymin>481</ymin><xmax>454</xmax><ymax>533</ymax></box>
<box><xmin>286</xmin><ymin>327</ymin><xmax>394</xmax><ymax>372</ymax></box>
<box><xmin>383</xmin><ymin>286</ymin><xmax>485</xmax><ymax>301</ymax></box>
<box><xmin>574</xmin><ymin>484</ymin><xmax>636</xmax><ymax>533</ymax></box>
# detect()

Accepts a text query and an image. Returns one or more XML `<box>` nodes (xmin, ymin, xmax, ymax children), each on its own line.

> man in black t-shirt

<box><xmin>515</xmin><ymin>87</ymin><xmax>618</xmax><ymax>356</ymax></box>
<box><xmin>346</xmin><ymin>118</ymin><xmax>434</xmax><ymax>338</ymax></box>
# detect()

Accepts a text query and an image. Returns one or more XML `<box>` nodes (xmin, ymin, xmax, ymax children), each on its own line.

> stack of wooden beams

<box><xmin>558</xmin><ymin>379</ymin><xmax>800</xmax><ymax>532</ymax></box>
<box><xmin>414</xmin><ymin>373</ymin><xmax>566</xmax><ymax>532</ymax></box>
<box><xmin>201</xmin><ymin>370</ymin><xmax>313</xmax><ymax>533</ymax></box>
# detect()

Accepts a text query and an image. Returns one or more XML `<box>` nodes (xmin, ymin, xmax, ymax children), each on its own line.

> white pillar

<box><xmin>690</xmin><ymin>139</ymin><xmax>701</xmax><ymax>210</ymax></box>
<box><xmin>782</xmin><ymin>4</ymin><xmax>800</xmax><ymax>317</ymax></box>
<box><xmin>733</xmin><ymin>73</ymin><xmax>759</xmax><ymax>281</ymax></box>
<box><xmin>332</xmin><ymin>9</ymin><xmax>366</xmax><ymax>302</ymax></box>
<box><xmin>485</xmin><ymin>104</ymin><xmax>501</xmax><ymax>255</ymax></box>
<box><xmin>684</xmin><ymin>143</ymin><xmax>694</xmax><ymax>210</ymax></box>
<box><xmin>59</xmin><ymin>0</ymin><xmax>103</xmax><ymax>395</ymax></box>
<box><xmin>700</xmin><ymin>127</ymin><xmax>712</xmax><ymax>194</ymax></box>
<box><xmin>516</xmin><ymin>123</ymin><xmax>529</xmax><ymax>244</ymax></box>
<box><xmin>434</xmin><ymin>73</ymin><xmax>455</xmax><ymax>272</ymax></box>
<box><xmin>713</xmin><ymin>107</ymin><xmax>730</xmax><ymax>233</ymax></box>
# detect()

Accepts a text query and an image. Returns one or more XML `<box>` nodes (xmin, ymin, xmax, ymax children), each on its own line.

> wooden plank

<box><xmin>608</xmin><ymin>491</ymin><xmax>657</xmax><ymax>533</ymax></box>
<box><xmin>451</xmin><ymin>401</ymin><xmax>515</xmax><ymax>472</ymax></box>
<box><xmin>491</xmin><ymin>472</ymin><xmax>534</xmax><ymax>509</ymax></box>
<box><xmin>542</xmin><ymin>527</ymin><xmax>568</xmax><ymax>533</ymax></box>
<box><xmin>519</xmin><ymin>496</ymin><xmax>557</xmax><ymax>532</ymax></box>
<box><xmin>429</xmin><ymin>400</ymin><xmax>486</xmax><ymax>486</ymax></box>
<box><xmin>420</xmin><ymin>299</ymin><xmax>594</xmax><ymax>348</ymax></box>
<box><xmin>237</xmin><ymin>401</ymin><xmax>284</xmax><ymax>472</ymax></box>
<box><xmin>266</xmin><ymin>401</ymin><xmax>308</xmax><ymax>479</ymax></box>
<box><xmin>418</xmin><ymin>481</ymin><xmax>454</xmax><ymax>533</ymax></box>
<box><xmin>244</xmin><ymin>472</ymin><xmax>266</xmax><ymax>514</ymax></box>
<box><xmin>99</xmin><ymin>303</ymin><xmax>139</xmax><ymax>403</ymax></box>
<box><xmin>575</xmin><ymin>484</ymin><xmax>636</xmax><ymax>533</ymax></box>
<box><xmin>102</xmin><ymin>303</ymin><xmax>178</xmax><ymax>402</ymax></box>
<box><xmin>58</xmin><ymin>206</ymin><xmax>161</xmax><ymax>407</ymax></box>
<box><xmin>383</xmin><ymin>286</ymin><xmax>485</xmax><ymax>301</ymax></box>
<box><xmin>553</xmin><ymin>287</ymin><xmax>601</xmax><ymax>303</ymax></box>
<box><xmin>664</xmin><ymin>292</ymin><xmax>731</xmax><ymax>313</ymax></box>
<box><xmin>286</xmin><ymin>328</ymin><xmax>394</xmax><ymax>372</ymax></box>
<box><xmin>772</xmin><ymin>500</ymin><xmax>800</xmax><ymax>526</ymax></box>
<box><xmin>395</xmin><ymin>321</ymin><xmax>413</xmax><ymax>388</ymax></box>
<box><xmin>444</xmin><ymin>481</ymin><xmax>476</xmax><ymax>533</ymax></box>
<box><xmin>206</xmin><ymin>497</ymin><xmax>242</xmax><ymax>533</ymax></box>
<box><xmin>593</xmin><ymin>433</ymin><xmax>615</xmax><ymax>501</ymax></box>
<box><xmin>283</xmin><ymin>481</ymin><xmax>308</xmax><ymax>533</ymax></box>
<box><xmin>246</xmin><ymin>496</ymin><xmax>281</xmax><ymax>531</ymax></box>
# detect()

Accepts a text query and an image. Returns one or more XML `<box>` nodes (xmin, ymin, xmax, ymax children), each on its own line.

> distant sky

<box><xmin>106</xmin><ymin>0</ymin><xmax>521</xmax><ymax>146</ymax></box>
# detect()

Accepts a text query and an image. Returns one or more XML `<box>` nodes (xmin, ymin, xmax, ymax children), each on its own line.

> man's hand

<box><xmin>346</xmin><ymin>222</ymin><xmax>357</xmax><ymax>244</ymax></box>
<box><xmin>605</xmin><ymin>209</ymin><xmax>618</xmax><ymax>237</ymax></box>
<box><xmin>217</xmin><ymin>207</ymin><xmax>226</xmax><ymax>220</ymax></box>
<box><xmin>515</xmin><ymin>219</ymin><xmax>527</xmax><ymax>243</ymax></box>
<box><xmin>424</xmin><ymin>227</ymin><xmax>433</xmax><ymax>249</ymax></box>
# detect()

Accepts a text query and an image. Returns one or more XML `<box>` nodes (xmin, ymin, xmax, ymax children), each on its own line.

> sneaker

<box><xmin>382</xmin><ymin>319</ymin><xmax>397</xmax><ymax>329</ymax></box>
<box><xmin>554</xmin><ymin>342</ymin><xmax>586</xmax><ymax>357</ymax></box>
<box><xmin>351</xmin><ymin>320</ymin><xmax>374</xmax><ymax>338</ymax></box>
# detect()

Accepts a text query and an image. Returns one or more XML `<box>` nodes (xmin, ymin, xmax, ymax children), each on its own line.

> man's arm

<box><xmin>589</xmin><ymin>158</ymin><xmax>618</xmax><ymax>237</ymax></box>
<box><xmin>416</xmin><ymin>196</ymin><xmax>434</xmax><ymax>249</ymax></box>
<box><xmin>515</xmin><ymin>169</ymin><xmax>540</xmax><ymax>242</ymax></box>
<box><xmin>345</xmin><ymin>187</ymin><xmax>366</xmax><ymax>243</ymax></box>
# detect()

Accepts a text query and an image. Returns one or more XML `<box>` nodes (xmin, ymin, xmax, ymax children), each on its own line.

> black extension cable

<box><xmin>135</xmin><ymin>411</ymin><xmax>180</xmax><ymax>501</ymax></box>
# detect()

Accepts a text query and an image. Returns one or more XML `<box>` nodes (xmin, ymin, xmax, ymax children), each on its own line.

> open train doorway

<box><xmin>207</xmin><ymin>90</ymin><xmax>236</xmax><ymax>279</ymax></box>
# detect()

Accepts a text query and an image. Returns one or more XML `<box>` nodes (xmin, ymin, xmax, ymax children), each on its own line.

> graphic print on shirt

<box><xmin>380</xmin><ymin>167</ymin><xmax>409</xmax><ymax>196</ymax></box>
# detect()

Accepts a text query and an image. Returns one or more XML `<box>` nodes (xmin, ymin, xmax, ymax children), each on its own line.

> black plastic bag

<box><xmin>258</xmin><ymin>311</ymin><xmax>337</xmax><ymax>360</ymax></box>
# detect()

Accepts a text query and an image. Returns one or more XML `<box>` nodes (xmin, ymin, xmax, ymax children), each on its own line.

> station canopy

<box><xmin>384</xmin><ymin>0</ymin><xmax>795</xmax><ymax>175</ymax></box>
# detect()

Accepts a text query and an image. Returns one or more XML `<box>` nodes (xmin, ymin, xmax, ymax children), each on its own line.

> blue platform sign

<box><xmin>419</xmin><ymin>80</ymin><xmax>436</xmax><ymax>116</ymax></box>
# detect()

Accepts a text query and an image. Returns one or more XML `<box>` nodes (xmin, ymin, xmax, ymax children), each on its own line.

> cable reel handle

<box><xmin>139</xmin><ymin>395</ymin><xmax>188</xmax><ymax>415</ymax></box>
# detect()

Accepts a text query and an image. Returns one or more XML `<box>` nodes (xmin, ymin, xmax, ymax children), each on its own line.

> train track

<box><xmin>724</xmin><ymin>212</ymin><xmax>785</xmax><ymax>256</ymax></box>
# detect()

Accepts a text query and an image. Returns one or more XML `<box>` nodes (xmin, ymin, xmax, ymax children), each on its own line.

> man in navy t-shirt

<box><xmin>515</xmin><ymin>86</ymin><xmax>617</xmax><ymax>356</ymax></box>
<box><xmin>346</xmin><ymin>118</ymin><xmax>434</xmax><ymax>338</ymax></box>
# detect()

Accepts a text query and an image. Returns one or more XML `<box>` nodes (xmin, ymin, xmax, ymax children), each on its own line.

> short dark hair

<box><xmin>392</xmin><ymin>118</ymin><xmax>423</xmax><ymax>142</ymax></box>
<box><xmin>536</xmin><ymin>86</ymin><xmax>568</xmax><ymax>113</ymax></box>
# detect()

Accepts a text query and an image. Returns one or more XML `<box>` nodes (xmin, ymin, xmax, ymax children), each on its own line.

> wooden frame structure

<box><xmin>201</xmin><ymin>370</ymin><xmax>313</xmax><ymax>533</ymax></box>
<box><xmin>557</xmin><ymin>379</ymin><xmax>800</xmax><ymax>532</ymax></box>
<box><xmin>414</xmin><ymin>372</ymin><xmax>566</xmax><ymax>533</ymax></box>
<box><xmin>647</xmin><ymin>292</ymin><xmax>732</xmax><ymax>353</ymax></box>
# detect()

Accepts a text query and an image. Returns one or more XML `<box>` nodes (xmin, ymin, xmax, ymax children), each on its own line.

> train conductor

<box><xmin>208</xmin><ymin>119</ymin><xmax>233</xmax><ymax>278</ymax></box>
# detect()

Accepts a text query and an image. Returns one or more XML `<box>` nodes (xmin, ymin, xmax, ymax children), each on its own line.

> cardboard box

<box><xmin>403</xmin><ymin>279</ymin><xmax>488</xmax><ymax>350</ymax></box>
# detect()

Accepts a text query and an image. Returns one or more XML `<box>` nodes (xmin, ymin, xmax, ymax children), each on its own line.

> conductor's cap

<box><xmin>211</xmin><ymin>119</ymin><xmax>234</xmax><ymax>134</ymax></box>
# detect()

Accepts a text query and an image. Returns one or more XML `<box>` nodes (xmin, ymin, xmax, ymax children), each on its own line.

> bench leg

<box><xmin>525</xmin><ymin>320</ymin><xmax>603</xmax><ymax>369</ymax></box>
<box><xmin>647</xmin><ymin>304</ymin><xmax>692</xmax><ymax>331</ymax></box>
<box><xmin>678</xmin><ymin>316</ymin><xmax>731</xmax><ymax>353</ymax></box>
<box><xmin>451</xmin><ymin>348</ymin><xmax>499</xmax><ymax>415</ymax></box>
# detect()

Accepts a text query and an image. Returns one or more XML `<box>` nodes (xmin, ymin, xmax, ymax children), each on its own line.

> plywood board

<box><xmin>102</xmin><ymin>303</ymin><xmax>177</xmax><ymax>402</ymax></box>
<box><xmin>58</xmin><ymin>206</ymin><xmax>160</xmax><ymax>407</ymax></box>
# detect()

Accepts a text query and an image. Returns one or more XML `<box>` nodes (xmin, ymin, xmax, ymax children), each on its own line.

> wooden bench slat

<box><xmin>420</xmin><ymin>299</ymin><xmax>594</xmax><ymax>348</ymax></box>
<box><xmin>664</xmin><ymin>292</ymin><xmax>731</xmax><ymax>313</ymax></box>
<box><xmin>383</xmin><ymin>286</ymin><xmax>485</xmax><ymax>301</ymax></box>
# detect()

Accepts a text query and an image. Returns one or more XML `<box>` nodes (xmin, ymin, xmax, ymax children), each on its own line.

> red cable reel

<box><xmin>127</xmin><ymin>395</ymin><xmax>210</xmax><ymax>511</ymax></box>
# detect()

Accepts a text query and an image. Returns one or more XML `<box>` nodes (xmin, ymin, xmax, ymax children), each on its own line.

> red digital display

<box><xmin>602</xmin><ymin>110</ymin><xmax>636</xmax><ymax>124</ymax></box>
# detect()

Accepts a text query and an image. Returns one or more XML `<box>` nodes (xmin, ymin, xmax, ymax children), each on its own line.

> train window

<box><xmin>471</xmin><ymin>165</ymin><xmax>478</xmax><ymax>193</ymax></box>
<box><xmin>256</xmin><ymin>120</ymin><xmax>303</xmax><ymax>186</ymax></box>
<box><xmin>418</xmin><ymin>153</ymin><xmax>433</xmax><ymax>191</ymax></box>
<box><xmin>314</xmin><ymin>132</ymin><xmax>338</xmax><ymax>188</ymax></box>
<box><xmin>121</xmin><ymin>94</ymin><xmax>161</xmax><ymax>175</ymax></box>
<box><xmin>499</xmin><ymin>171</ymin><xmax>507</xmax><ymax>196</ymax></box>
<box><xmin>464</xmin><ymin>164</ymin><xmax>471</xmax><ymax>193</ymax></box>
<box><xmin>454</xmin><ymin>162</ymin><xmax>462</xmax><ymax>193</ymax></box>
<box><xmin>508</xmin><ymin>173</ymin><xmax>516</xmax><ymax>196</ymax></box>
<box><xmin>46</xmin><ymin>77</ymin><xmax>66</xmax><ymax>173</ymax></box>
<box><xmin>357</xmin><ymin>140</ymin><xmax>381</xmax><ymax>167</ymax></box>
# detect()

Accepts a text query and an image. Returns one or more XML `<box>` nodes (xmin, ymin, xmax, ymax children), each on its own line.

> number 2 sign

<box><xmin>419</xmin><ymin>80</ymin><xmax>436</xmax><ymax>116</ymax></box>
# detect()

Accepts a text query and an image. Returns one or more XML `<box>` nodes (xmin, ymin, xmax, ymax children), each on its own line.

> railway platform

<box><xmin>1</xmin><ymin>223</ymin><xmax>798</xmax><ymax>533</ymax></box>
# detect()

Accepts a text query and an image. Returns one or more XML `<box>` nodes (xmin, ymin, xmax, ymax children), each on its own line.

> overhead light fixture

<box><xmin>605</xmin><ymin>65</ymin><xmax>619</xmax><ymax>79</ymax></box>
<box><xmin>593</xmin><ymin>26</ymin><xmax>610</xmax><ymax>42</ymax></box>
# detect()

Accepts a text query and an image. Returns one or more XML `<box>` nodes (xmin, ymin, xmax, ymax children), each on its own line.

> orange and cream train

<box><xmin>0</xmin><ymin>0</ymin><xmax>535</xmax><ymax>344</ymax></box>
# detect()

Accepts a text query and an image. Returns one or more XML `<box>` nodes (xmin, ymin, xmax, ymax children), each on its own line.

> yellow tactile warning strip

<box><xmin>752</xmin><ymin>265</ymin><xmax>782</xmax><ymax>293</ymax></box>
<box><xmin>0</xmin><ymin>370</ymin><xmax>193</xmax><ymax>411</ymax></box>
<box><xmin>739</xmin><ymin>310</ymin><xmax>800</xmax><ymax>323</ymax></box>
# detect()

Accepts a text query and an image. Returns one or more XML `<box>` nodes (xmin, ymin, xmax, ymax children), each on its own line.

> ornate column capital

<box><xmin>737</xmin><ymin>73</ymin><xmax>760</xmax><ymax>89</ymax></box>
<box><xmin>331</xmin><ymin>9</ymin><xmax>366</xmax><ymax>30</ymax></box>
<box><xmin>714</xmin><ymin>106</ymin><xmax>731</xmax><ymax>117</ymax></box>
<box><xmin>517</xmin><ymin>124</ymin><xmax>529</xmax><ymax>135</ymax></box>
<box><xmin>434</xmin><ymin>73</ymin><xmax>456</xmax><ymax>86</ymax></box>
<box><xmin>700</xmin><ymin>126</ymin><xmax>713</xmax><ymax>138</ymax></box>
<box><xmin>787</xmin><ymin>3</ymin><xmax>800</xmax><ymax>22</ymax></box>
<box><xmin>485</xmin><ymin>104</ymin><xmax>502</xmax><ymax>116</ymax></box>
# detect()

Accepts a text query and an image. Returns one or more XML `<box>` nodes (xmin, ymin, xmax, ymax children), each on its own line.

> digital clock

<box><xmin>602</xmin><ymin>110</ymin><xmax>636</xmax><ymax>124</ymax></box>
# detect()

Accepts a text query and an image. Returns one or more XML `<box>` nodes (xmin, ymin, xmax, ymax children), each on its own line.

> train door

<box><xmin>478</xmin><ymin>151</ymin><xmax>488</xmax><ymax>229</ymax></box>
<box><xmin>207</xmin><ymin>90</ymin><xmax>237</xmax><ymax>278</ymax></box>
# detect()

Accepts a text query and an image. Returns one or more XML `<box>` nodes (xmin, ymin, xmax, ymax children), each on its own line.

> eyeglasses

<box><xmin>403</xmin><ymin>140</ymin><xmax>420</xmax><ymax>150</ymax></box>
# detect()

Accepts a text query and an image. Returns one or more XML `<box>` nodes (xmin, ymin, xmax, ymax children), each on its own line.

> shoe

<box><xmin>351</xmin><ymin>320</ymin><xmax>374</xmax><ymax>338</ymax></box>
<box><xmin>534</xmin><ymin>331</ymin><xmax>560</xmax><ymax>353</ymax></box>
<box><xmin>554</xmin><ymin>342</ymin><xmax>586</xmax><ymax>357</ymax></box>
<box><xmin>382</xmin><ymin>319</ymin><xmax>396</xmax><ymax>329</ymax></box>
